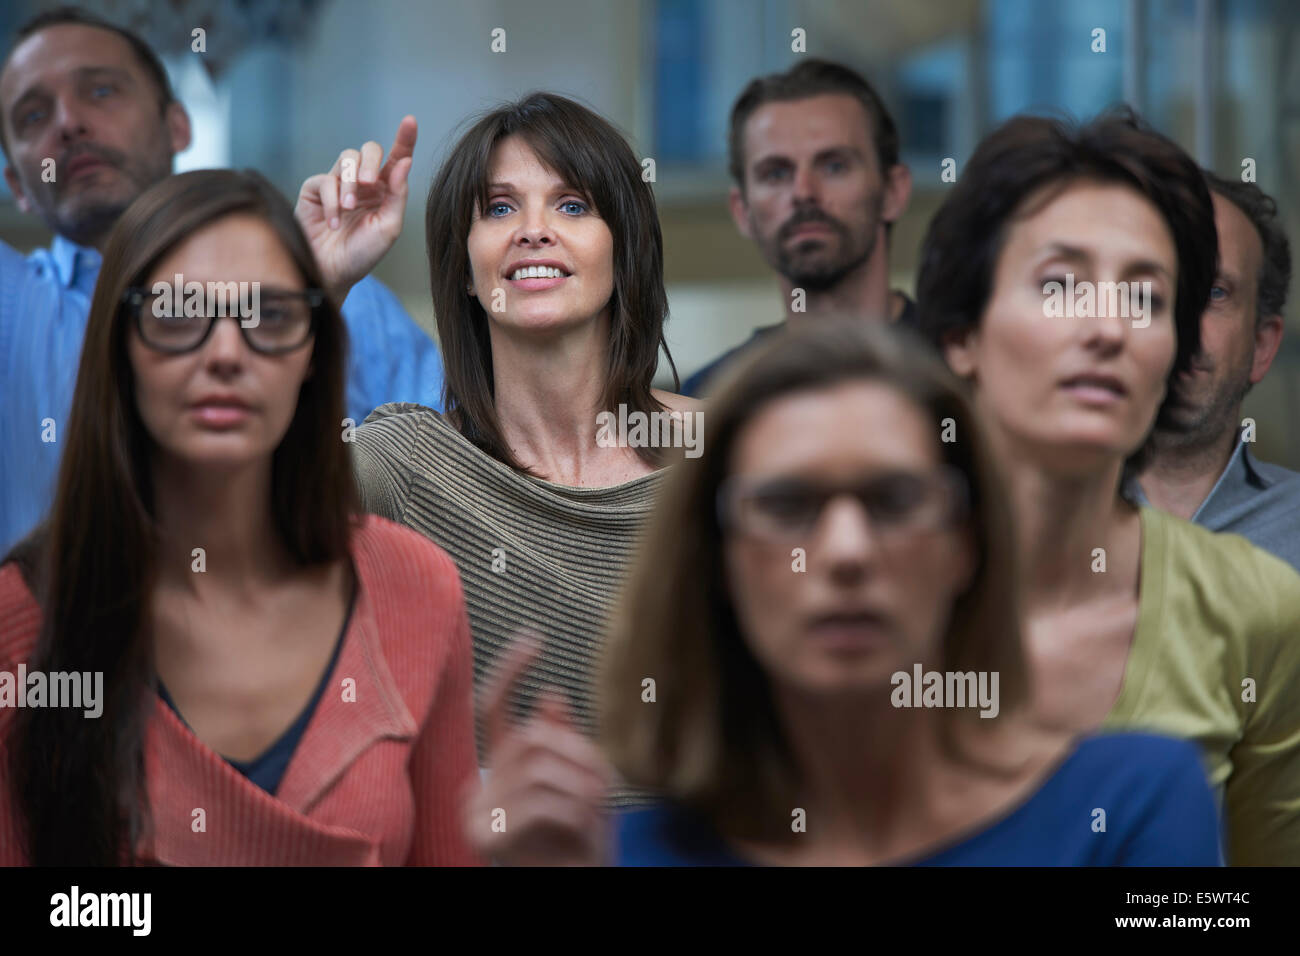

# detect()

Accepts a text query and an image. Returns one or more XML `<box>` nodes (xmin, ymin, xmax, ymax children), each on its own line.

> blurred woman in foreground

<box><xmin>475</xmin><ymin>320</ymin><xmax>1220</xmax><ymax>866</ymax></box>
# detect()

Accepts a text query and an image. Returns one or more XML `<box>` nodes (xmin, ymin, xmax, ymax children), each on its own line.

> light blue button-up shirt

<box><xmin>0</xmin><ymin>234</ymin><xmax>445</xmax><ymax>555</ymax></box>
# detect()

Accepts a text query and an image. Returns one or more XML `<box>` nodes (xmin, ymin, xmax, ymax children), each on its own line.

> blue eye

<box><xmin>19</xmin><ymin>108</ymin><xmax>46</xmax><ymax>127</ymax></box>
<box><xmin>560</xmin><ymin>199</ymin><xmax>587</xmax><ymax>215</ymax></box>
<box><xmin>91</xmin><ymin>84</ymin><xmax>115</xmax><ymax>98</ymax></box>
<box><xmin>1210</xmin><ymin>285</ymin><xmax>1227</xmax><ymax>301</ymax></box>
<box><xmin>486</xmin><ymin>202</ymin><xmax>512</xmax><ymax>217</ymax></box>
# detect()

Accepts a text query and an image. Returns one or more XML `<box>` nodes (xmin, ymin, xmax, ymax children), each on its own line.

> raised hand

<box><xmin>296</xmin><ymin>115</ymin><xmax>417</xmax><ymax>302</ymax></box>
<box><xmin>463</xmin><ymin>634</ymin><xmax>613</xmax><ymax>866</ymax></box>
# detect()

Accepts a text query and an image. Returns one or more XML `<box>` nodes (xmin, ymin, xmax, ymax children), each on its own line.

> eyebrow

<box><xmin>753</xmin><ymin>145</ymin><xmax>862</xmax><ymax>168</ymax></box>
<box><xmin>486</xmin><ymin>180</ymin><xmax>580</xmax><ymax>195</ymax></box>
<box><xmin>1037</xmin><ymin>242</ymin><xmax>1174</xmax><ymax>281</ymax></box>
<box><xmin>10</xmin><ymin>65</ymin><xmax>135</xmax><ymax>118</ymax></box>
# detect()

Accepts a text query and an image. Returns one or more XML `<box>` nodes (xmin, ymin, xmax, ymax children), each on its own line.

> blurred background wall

<box><xmin>3</xmin><ymin>0</ymin><xmax>1298</xmax><ymax>464</ymax></box>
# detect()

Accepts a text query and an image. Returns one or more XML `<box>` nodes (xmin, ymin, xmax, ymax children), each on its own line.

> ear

<box><xmin>941</xmin><ymin>325</ymin><xmax>979</xmax><ymax>380</ymax></box>
<box><xmin>165</xmin><ymin>101</ymin><xmax>192</xmax><ymax>155</ymax></box>
<box><xmin>4</xmin><ymin>164</ymin><xmax>31</xmax><ymax>213</ymax></box>
<box><xmin>728</xmin><ymin>185</ymin><xmax>753</xmax><ymax>240</ymax></box>
<box><xmin>1249</xmin><ymin>314</ymin><xmax>1285</xmax><ymax>384</ymax></box>
<box><xmin>881</xmin><ymin>163</ymin><xmax>912</xmax><ymax>226</ymax></box>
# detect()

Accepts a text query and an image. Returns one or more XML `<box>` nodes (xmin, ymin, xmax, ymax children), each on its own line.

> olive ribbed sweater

<box><xmin>351</xmin><ymin>403</ymin><xmax>664</xmax><ymax>805</ymax></box>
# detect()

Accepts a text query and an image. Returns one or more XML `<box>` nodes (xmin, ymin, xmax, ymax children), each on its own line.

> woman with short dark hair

<box><xmin>914</xmin><ymin>109</ymin><xmax>1300</xmax><ymax>865</ymax></box>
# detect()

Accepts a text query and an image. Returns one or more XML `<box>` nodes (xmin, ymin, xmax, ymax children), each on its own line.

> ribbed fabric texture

<box><xmin>0</xmin><ymin>515</ymin><xmax>482</xmax><ymax>866</ymax></box>
<box><xmin>352</xmin><ymin>403</ymin><xmax>666</xmax><ymax>807</ymax></box>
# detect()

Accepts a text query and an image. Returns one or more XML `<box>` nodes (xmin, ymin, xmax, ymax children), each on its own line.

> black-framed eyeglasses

<box><xmin>717</xmin><ymin>466</ymin><xmax>970</xmax><ymax>545</ymax></box>
<box><xmin>122</xmin><ymin>286</ymin><xmax>324</xmax><ymax>355</ymax></box>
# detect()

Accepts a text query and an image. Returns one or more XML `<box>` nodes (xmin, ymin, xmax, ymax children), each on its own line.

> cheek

<box><xmin>724</xmin><ymin>540</ymin><xmax>799</xmax><ymax>654</ymax></box>
<box><xmin>977</xmin><ymin>297</ymin><xmax>1057</xmax><ymax>404</ymax></box>
<box><xmin>584</xmin><ymin>226</ymin><xmax>616</xmax><ymax>283</ymax></box>
<box><xmin>267</xmin><ymin>356</ymin><xmax>312</xmax><ymax>422</ymax></box>
<box><xmin>1137</xmin><ymin>327</ymin><xmax>1177</xmax><ymax>397</ymax></box>
<box><xmin>466</xmin><ymin>228</ymin><xmax>496</xmax><ymax>284</ymax></box>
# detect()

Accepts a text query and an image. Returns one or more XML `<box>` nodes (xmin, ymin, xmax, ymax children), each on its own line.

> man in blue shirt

<box><xmin>1128</xmin><ymin>172</ymin><xmax>1300</xmax><ymax>574</ymax></box>
<box><xmin>683</xmin><ymin>59</ymin><xmax>916</xmax><ymax>397</ymax></box>
<box><xmin>0</xmin><ymin>7</ymin><xmax>444</xmax><ymax>554</ymax></box>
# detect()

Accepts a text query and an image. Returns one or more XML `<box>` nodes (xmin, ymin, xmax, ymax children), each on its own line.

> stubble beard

<box><xmin>755</xmin><ymin>193</ymin><xmax>883</xmax><ymax>295</ymax></box>
<box><xmin>35</xmin><ymin>137</ymin><xmax>173</xmax><ymax>248</ymax></box>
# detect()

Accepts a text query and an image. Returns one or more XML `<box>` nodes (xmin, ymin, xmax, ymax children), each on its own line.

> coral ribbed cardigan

<box><xmin>0</xmin><ymin>515</ymin><xmax>482</xmax><ymax>866</ymax></box>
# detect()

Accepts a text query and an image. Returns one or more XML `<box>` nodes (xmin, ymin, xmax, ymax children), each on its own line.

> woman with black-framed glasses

<box><xmin>0</xmin><ymin>169</ymin><xmax>480</xmax><ymax>867</ymax></box>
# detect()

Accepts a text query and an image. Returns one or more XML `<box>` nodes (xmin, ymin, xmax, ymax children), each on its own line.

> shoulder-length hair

<box><xmin>914</xmin><ymin>108</ymin><xmax>1217</xmax><ymax>448</ymax></box>
<box><xmin>6</xmin><ymin>168</ymin><xmax>358</xmax><ymax>866</ymax></box>
<box><xmin>600</xmin><ymin>319</ymin><xmax>1026</xmax><ymax>841</ymax></box>
<box><xmin>426</xmin><ymin>91</ymin><xmax>678</xmax><ymax>471</ymax></box>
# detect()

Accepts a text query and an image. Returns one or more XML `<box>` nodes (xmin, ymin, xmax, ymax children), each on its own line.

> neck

<box><xmin>151</xmin><ymin>453</ymin><xmax>290</xmax><ymax>596</ymax></box>
<box><xmin>772</xmin><ymin>683</ymin><xmax>947</xmax><ymax>843</ymax></box>
<box><xmin>782</xmin><ymin>236</ymin><xmax>893</xmax><ymax>325</ymax></box>
<box><xmin>488</xmin><ymin>313</ymin><xmax>630</xmax><ymax>483</ymax></box>
<box><xmin>993</xmin><ymin>430</ymin><xmax>1134</xmax><ymax>609</ymax></box>
<box><xmin>1137</xmin><ymin>422</ymin><xmax>1240</xmax><ymax>521</ymax></box>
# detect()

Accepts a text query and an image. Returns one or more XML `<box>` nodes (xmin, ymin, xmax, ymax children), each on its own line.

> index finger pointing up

<box><xmin>382</xmin><ymin>115</ymin><xmax>419</xmax><ymax>176</ymax></box>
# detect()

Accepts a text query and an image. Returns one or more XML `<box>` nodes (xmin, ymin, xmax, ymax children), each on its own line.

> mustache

<box><xmin>58</xmin><ymin>143</ymin><xmax>126</xmax><ymax>175</ymax></box>
<box><xmin>777</xmin><ymin>207</ymin><xmax>848</xmax><ymax>244</ymax></box>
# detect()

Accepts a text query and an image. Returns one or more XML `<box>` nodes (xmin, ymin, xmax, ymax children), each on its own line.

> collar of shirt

<box><xmin>135</xmin><ymin>545</ymin><xmax>421</xmax><ymax>866</ymax></box>
<box><xmin>1126</xmin><ymin>433</ymin><xmax>1270</xmax><ymax>521</ymax></box>
<box><xmin>49</xmin><ymin>234</ymin><xmax>102</xmax><ymax>291</ymax></box>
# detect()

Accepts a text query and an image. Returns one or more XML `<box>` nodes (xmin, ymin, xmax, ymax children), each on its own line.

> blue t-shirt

<box><xmin>615</xmin><ymin>733</ymin><xmax>1222</xmax><ymax>866</ymax></box>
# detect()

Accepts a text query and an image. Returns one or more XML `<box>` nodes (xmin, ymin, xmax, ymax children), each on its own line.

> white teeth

<box><xmin>510</xmin><ymin>265</ymin><xmax>565</xmax><ymax>280</ymax></box>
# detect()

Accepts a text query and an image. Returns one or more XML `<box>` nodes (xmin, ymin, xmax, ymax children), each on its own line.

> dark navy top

<box><xmin>614</xmin><ymin>733</ymin><xmax>1223</xmax><ymax>866</ymax></box>
<box><xmin>157</xmin><ymin>584</ymin><xmax>356</xmax><ymax>796</ymax></box>
<box><xmin>681</xmin><ymin>293</ymin><xmax>918</xmax><ymax>398</ymax></box>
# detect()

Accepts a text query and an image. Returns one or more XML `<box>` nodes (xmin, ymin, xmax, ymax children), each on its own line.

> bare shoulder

<box><xmin>652</xmin><ymin>389</ymin><xmax>704</xmax><ymax>414</ymax></box>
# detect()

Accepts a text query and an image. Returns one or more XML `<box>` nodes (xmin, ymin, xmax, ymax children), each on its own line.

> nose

<box><xmin>514</xmin><ymin>204</ymin><xmax>556</xmax><ymax>247</ymax></box>
<box><xmin>54</xmin><ymin>95</ymin><xmax>91</xmax><ymax>143</ymax></box>
<box><xmin>791</xmin><ymin>163</ymin><xmax>820</xmax><ymax>206</ymax></box>
<box><xmin>202</xmin><ymin>316</ymin><xmax>250</xmax><ymax>375</ymax></box>
<box><xmin>1079</xmin><ymin>281</ymin><xmax>1130</xmax><ymax>353</ymax></box>
<box><xmin>813</xmin><ymin>494</ymin><xmax>879</xmax><ymax>585</ymax></box>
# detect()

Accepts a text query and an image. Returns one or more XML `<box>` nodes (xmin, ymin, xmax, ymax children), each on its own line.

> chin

<box><xmin>499</xmin><ymin>307</ymin><xmax>592</xmax><ymax>334</ymax></box>
<box><xmin>1035</xmin><ymin>429</ymin><xmax>1139</xmax><ymax>472</ymax></box>
<box><xmin>786</xmin><ymin>658</ymin><xmax>899</xmax><ymax>697</ymax></box>
<box><xmin>172</xmin><ymin>436</ymin><xmax>271</xmax><ymax>469</ymax></box>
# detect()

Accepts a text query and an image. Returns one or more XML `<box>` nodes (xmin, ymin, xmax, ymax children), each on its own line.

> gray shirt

<box><xmin>1126</xmin><ymin>438</ymin><xmax>1300</xmax><ymax>576</ymax></box>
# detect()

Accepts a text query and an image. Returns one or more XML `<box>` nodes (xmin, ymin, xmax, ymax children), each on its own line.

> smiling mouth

<box><xmin>508</xmin><ymin>265</ymin><xmax>569</xmax><ymax>280</ymax></box>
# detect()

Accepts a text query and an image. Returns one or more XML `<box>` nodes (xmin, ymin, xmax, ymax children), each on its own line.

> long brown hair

<box><xmin>600</xmin><ymin>319</ymin><xmax>1027</xmax><ymax>841</ymax></box>
<box><xmin>426</xmin><ymin>91</ymin><xmax>678</xmax><ymax>471</ymax></box>
<box><xmin>5</xmin><ymin>169</ymin><xmax>358</xmax><ymax>865</ymax></box>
